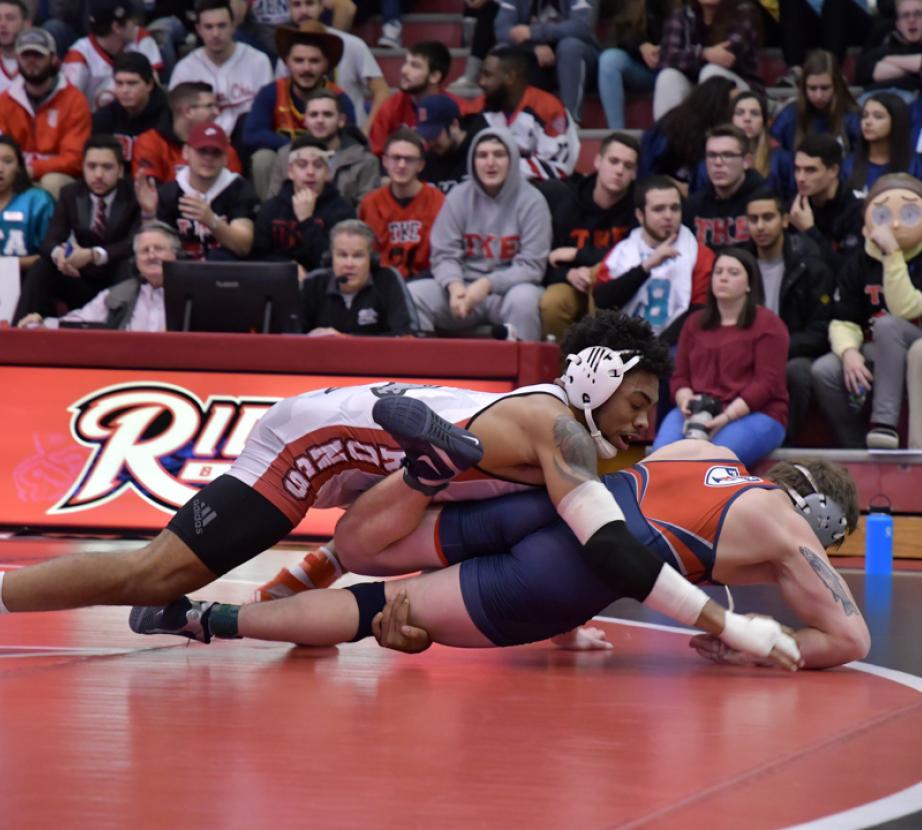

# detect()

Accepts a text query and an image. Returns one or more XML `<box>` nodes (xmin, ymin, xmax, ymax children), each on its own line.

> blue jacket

<box><xmin>770</xmin><ymin>102</ymin><xmax>860</xmax><ymax>153</ymax></box>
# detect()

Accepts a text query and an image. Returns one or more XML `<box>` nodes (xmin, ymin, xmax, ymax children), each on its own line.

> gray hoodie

<box><xmin>430</xmin><ymin>127</ymin><xmax>552</xmax><ymax>295</ymax></box>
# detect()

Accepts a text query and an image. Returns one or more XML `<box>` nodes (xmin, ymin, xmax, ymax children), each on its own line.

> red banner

<box><xmin>1</xmin><ymin>367</ymin><xmax>513</xmax><ymax>537</ymax></box>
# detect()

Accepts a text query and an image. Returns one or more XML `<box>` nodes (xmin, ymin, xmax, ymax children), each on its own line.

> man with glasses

<box><xmin>685</xmin><ymin>124</ymin><xmax>765</xmax><ymax>251</ymax></box>
<box><xmin>359</xmin><ymin>129</ymin><xmax>444</xmax><ymax>281</ymax></box>
<box><xmin>17</xmin><ymin>222</ymin><xmax>180</xmax><ymax>332</ymax></box>
<box><xmin>253</xmin><ymin>134</ymin><xmax>355</xmax><ymax>272</ymax></box>
<box><xmin>133</xmin><ymin>81</ymin><xmax>243</xmax><ymax>184</ymax></box>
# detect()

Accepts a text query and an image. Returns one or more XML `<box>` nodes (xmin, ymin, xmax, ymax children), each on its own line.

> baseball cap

<box><xmin>415</xmin><ymin>95</ymin><xmax>461</xmax><ymax>142</ymax></box>
<box><xmin>89</xmin><ymin>0</ymin><xmax>137</xmax><ymax>26</ymax></box>
<box><xmin>187</xmin><ymin>121</ymin><xmax>229</xmax><ymax>152</ymax></box>
<box><xmin>15</xmin><ymin>29</ymin><xmax>56</xmax><ymax>57</ymax></box>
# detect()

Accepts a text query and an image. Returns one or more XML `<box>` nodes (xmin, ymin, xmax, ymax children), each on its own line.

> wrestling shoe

<box><xmin>129</xmin><ymin>596</ymin><xmax>215</xmax><ymax>643</ymax></box>
<box><xmin>372</xmin><ymin>395</ymin><xmax>484</xmax><ymax>495</ymax></box>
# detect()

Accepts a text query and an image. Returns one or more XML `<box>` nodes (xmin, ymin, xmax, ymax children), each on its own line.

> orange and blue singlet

<box><xmin>444</xmin><ymin>459</ymin><xmax>777</xmax><ymax>646</ymax></box>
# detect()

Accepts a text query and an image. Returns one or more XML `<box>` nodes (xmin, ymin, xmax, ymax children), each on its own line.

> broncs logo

<box><xmin>50</xmin><ymin>382</ymin><xmax>279</xmax><ymax>515</ymax></box>
<box><xmin>703</xmin><ymin>465</ymin><xmax>762</xmax><ymax>487</ymax></box>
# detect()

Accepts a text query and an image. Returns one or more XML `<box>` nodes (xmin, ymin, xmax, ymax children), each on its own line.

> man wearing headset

<box><xmin>16</xmin><ymin>222</ymin><xmax>181</xmax><ymax>331</ymax></box>
<box><xmin>118</xmin><ymin>311</ymin><xmax>799</xmax><ymax>669</ymax></box>
<box><xmin>299</xmin><ymin>219</ymin><xmax>419</xmax><ymax>337</ymax></box>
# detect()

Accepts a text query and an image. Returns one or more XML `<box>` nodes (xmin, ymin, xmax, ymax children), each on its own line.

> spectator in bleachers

<box><xmin>245</xmin><ymin>22</ymin><xmax>351</xmax><ymax>200</ymax></box>
<box><xmin>132</xmin><ymin>82</ymin><xmax>244</xmax><ymax>183</ymax></box>
<box><xmin>652</xmin><ymin>247</ymin><xmax>789</xmax><ymax>467</ymax></box>
<box><xmin>135</xmin><ymin>121</ymin><xmax>257</xmax><ymax>260</ymax></box>
<box><xmin>789</xmin><ymin>133</ymin><xmax>864</xmax><ymax>269</ymax></box>
<box><xmin>41</xmin><ymin>1</ymin><xmax>86</xmax><ymax>58</ymax></box>
<box><xmin>92</xmin><ymin>53</ymin><xmax>169</xmax><ymax>170</ymax></box>
<box><xmin>494</xmin><ymin>0</ymin><xmax>600</xmax><ymax>123</ymax></box>
<box><xmin>253</xmin><ymin>134</ymin><xmax>355</xmax><ymax>271</ymax></box>
<box><xmin>597</xmin><ymin>0</ymin><xmax>668</xmax><ymax>130</ymax></box>
<box><xmin>592</xmin><ymin>175</ymin><xmax>713</xmax><ymax>345</ymax></box>
<box><xmin>685</xmin><ymin>124</ymin><xmax>765</xmax><ymax>248</ymax></box>
<box><xmin>447</xmin><ymin>0</ymin><xmax>498</xmax><ymax>96</ymax></box>
<box><xmin>283</xmin><ymin>0</ymin><xmax>389</xmax><ymax>131</ymax></box>
<box><xmin>743</xmin><ymin>190</ymin><xmax>834</xmax><ymax>443</ymax></box>
<box><xmin>62</xmin><ymin>0</ymin><xmax>163</xmax><ymax>112</ymax></box>
<box><xmin>0</xmin><ymin>0</ymin><xmax>29</xmax><ymax>95</ymax></box>
<box><xmin>358</xmin><ymin>128</ymin><xmax>444</xmax><ymax>280</ymax></box>
<box><xmin>368</xmin><ymin>41</ymin><xmax>460</xmax><ymax>158</ymax></box>
<box><xmin>267</xmin><ymin>89</ymin><xmax>379</xmax><ymax>202</ymax></box>
<box><xmin>376</xmin><ymin>0</ymin><xmax>403</xmax><ymax>50</ymax></box>
<box><xmin>538</xmin><ymin>132</ymin><xmax>641</xmax><ymax>342</ymax></box>
<box><xmin>416</xmin><ymin>94</ymin><xmax>474</xmax><ymax>194</ymax></box>
<box><xmin>779</xmin><ymin>0</ymin><xmax>887</xmax><ymax>71</ymax></box>
<box><xmin>639</xmin><ymin>74</ymin><xmax>734</xmax><ymax>194</ymax></box>
<box><xmin>653</xmin><ymin>0</ymin><xmax>763</xmax><ymax>120</ymax></box>
<box><xmin>13</xmin><ymin>135</ymin><xmax>139</xmax><ymax>322</ymax></box>
<box><xmin>16</xmin><ymin>221</ymin><xmax>180</xmax><ymax>331</ymax></box>
<box><xmin>770</xmin><ymin>50</ymin><xmax>860</xmax><ymax>155</ymax></box>
<box><xmin>856</xmin><ymin>0</ymin><xmax>922</xmax><ymax>100</ymax></box>
<box><xmin>0</xmin><ymin>29</ymin><xmax>92</xmax><ymax>199</ymax></box>
<box><xmin>411</xmin><ymin>127</ymin><xmax>551</xmax><ymax>341</ymax></box>
<box><xmin>300</xmin><ymin>219</ymin><xmax>419</xmax><ymax>336</ymax></box>
<box><xmin>477</xmin><ymin>46</ymin><xmax>579</xmax><ymax>181</ymax></box>
<box><xmin>908</xmin><ymin>339</ymin><xmax>922</xmax><ymax>448</ymax></box>
<box><xmin>169</xmin><ymin>0</ymin><xmax>273</xmax><ymax>138</ymax></box>
<box><xmin>812</xmin><ymin>173</ymin><xmax>922</xmax><ymax>449</ymax></box>
<box><xmin>867</xmin><ymin>173</ymin><xmax>922</xmax><ymax>448</ymax></box>
<box><xmin>0</xmin><ymin>135</ymin><xmax>54</xmax><ymax>275</ymax></box>
<box><xmin>844</xmin><ymin>92</ymin><xmax>922</xmax><ymax>197</ymax></box>
<box><xmin>711</xmin><ymin>89</ymin><xmax>795</xmax><ymax>200</ymax></box>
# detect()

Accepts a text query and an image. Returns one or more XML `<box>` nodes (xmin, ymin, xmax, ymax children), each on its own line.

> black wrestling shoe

<box><xmin>129</xmin><ymin>596</ymin><xmax>215</xmax><ymax>643</ymax></box>
<box><xmin>372</xmin><ymin>395</ymin><xmax>484</xmax><ymax>495</ymax></box>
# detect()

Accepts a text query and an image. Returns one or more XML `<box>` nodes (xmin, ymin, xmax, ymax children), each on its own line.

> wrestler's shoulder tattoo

<box><xmin>552</xmin><ymin>415</ymin><xmax>598</xmax><ymax>485</ymax></box>
<box><xmin>799</xmin><ymin>545</ymin><xmax>858</xmax><ymax>616</ymax></box>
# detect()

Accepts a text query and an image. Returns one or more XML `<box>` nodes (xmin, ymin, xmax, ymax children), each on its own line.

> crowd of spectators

<box><xmin>3</xmin><ymin>0</ymin><xmax>922</xmax><ymax>456</ymax></box>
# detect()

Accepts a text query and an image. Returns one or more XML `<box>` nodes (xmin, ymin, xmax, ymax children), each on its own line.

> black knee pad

<box><xmin>344</xmin><ymin>581</ymin><xmax>387</xmax><ymax>642</ymax></box>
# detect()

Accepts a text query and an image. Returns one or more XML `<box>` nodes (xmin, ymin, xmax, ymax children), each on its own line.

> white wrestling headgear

<box><xmin>561</xmin><ymin>346</ymin><xmax>641</xmax><ymax>459</ymax></box>
<box><xmin>786</xmin><ymin>463</ymin><xmax>848</xmax><ymax>549</ymax></box>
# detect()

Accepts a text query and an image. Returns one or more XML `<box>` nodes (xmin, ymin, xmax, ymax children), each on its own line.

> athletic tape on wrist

<box><xmin>556</xmin><ymin>480</ymin><xmax>624</xmax><ymax>545</ymax></box>
<box><xmin>643</xmin><ymin>564</ymin><xmax>709</xmax><ymax>627</ymax></box>
<box><xmin>0</xmin><ymin>571</ymin><xmax>8</xmax><ymax>614</ymax></box>
<box><xmin>721</xmin><ymin>612</ymin><xmax>788</xmax><ymax>659</ymax></box>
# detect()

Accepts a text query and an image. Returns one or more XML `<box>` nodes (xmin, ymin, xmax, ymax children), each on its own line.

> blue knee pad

<box><xmin>343</xmin><ymin>581</ymin><xmax>387</xmax><ymax>642</ymax></box>
<box><xmin>438</xmin><ymin>490</ymin><xmax>559</xmax><ymax>565</ymax></box>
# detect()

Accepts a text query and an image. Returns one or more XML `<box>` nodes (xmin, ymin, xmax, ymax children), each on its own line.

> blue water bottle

<box><xmin>865</xmin><ymin>496</ymin><xmax>893</xmax><ymax>575</ymax></box>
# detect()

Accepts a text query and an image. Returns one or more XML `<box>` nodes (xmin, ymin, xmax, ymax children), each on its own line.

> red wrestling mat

<box><xmin>1</xmin><ymin>542</ymin><xmax>921</xmax><ymax>830</ymax></box>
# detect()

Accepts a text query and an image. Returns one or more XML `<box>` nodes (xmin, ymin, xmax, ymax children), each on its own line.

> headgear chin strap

<box><xmin>561</xmin><ymin>347</ymin><xmax>641</xmax><ymax>459</ymax></box>
<box><xmin>786</xmin><ymin>463</ymin><xmax>848</xmax><ymax>549</ymax></box>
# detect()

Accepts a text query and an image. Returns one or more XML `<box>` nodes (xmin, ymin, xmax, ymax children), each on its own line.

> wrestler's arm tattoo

<box><xmin>551</xmin><ymin>416</ymin><xmax>598</xmax><ymax>486</ymax></box>
<box><xmin>799</xmin><ymin>545</ymin><xmax>858</xmax><ymax>616</ymax></box>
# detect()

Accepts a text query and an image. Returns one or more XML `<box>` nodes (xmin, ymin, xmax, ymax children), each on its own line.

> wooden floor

<box><xmin>1</xmin><ymin>539</ymin><xmax>922</xmax><ymax>829</ymax></box>
<box><xmin>836</xmin><ymin>515</ymin><xmax>922</xmax><ymax>560</ymax></box>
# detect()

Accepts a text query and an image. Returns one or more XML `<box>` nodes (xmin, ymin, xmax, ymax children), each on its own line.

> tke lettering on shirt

<box><xmin>462</xmin><ymin>233</ymin><xmax>520</xmax><ymax>260</ymax></box>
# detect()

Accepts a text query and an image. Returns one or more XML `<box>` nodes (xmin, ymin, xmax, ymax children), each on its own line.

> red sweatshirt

<box><xmin>670</xmin><ymin>305</ymin><xmax>790</xmax><ymax>427</ymax></box>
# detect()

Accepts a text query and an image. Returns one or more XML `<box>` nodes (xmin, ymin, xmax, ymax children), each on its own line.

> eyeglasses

<box><xmin>705</xmin><ymin>151</ymin><xmax>744</xmax><ymax>163</ymax></box>
<box><xmin>384</xmin><ymin>153</ymin><xmax>423</xmax><ymax>165</ymax></box>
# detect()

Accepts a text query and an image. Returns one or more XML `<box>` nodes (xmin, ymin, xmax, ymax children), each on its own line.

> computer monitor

<box><xmin>164</xmin><ymin>260</ymin><xmax>302</xmax><ymax>334</ymax></box>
